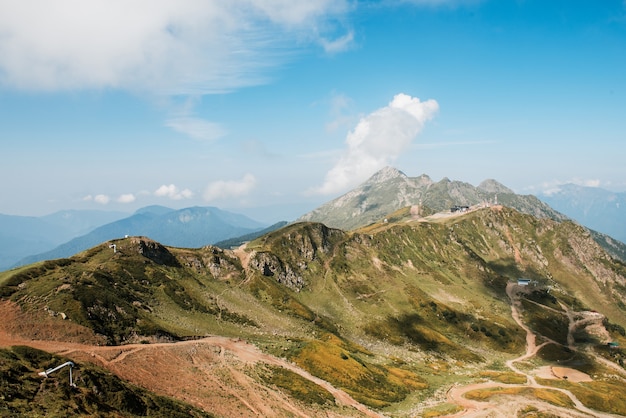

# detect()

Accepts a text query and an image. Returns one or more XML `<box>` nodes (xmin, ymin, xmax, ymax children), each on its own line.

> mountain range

<box><xmin>1</xmin><ymin>200</ymin><xmax>625</xmax><ymax>416</ymax></box>
<box><xmin>298</xmin><ymin>166</ymin><xmax>568</xmax><ymax>230</ymax></box>
<box><xmin>3</xmin><ymin>167</ymin><xmax>626</xmax><ymax>272</ymax></box>
<box><xmin>6</xmin><ymin>205</ymin><xmax>274</xmax><ymax>270</ymax></box>
<box><xmin>298</xmin><ymin>167</ymin><xmax>626</xmax><ymax>262</ymax></box>
<box><xmin>0</xmin><ymin>209</ymin><xmax>128</xmax><ymax>271</ymax></box>
<box><xmin>537</xmin><ymin>183</ymin><xmax>626</xmax><ymax>245</ymax></box>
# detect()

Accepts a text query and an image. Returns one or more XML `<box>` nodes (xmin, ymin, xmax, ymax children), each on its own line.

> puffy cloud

<box><xmin>117</xmin><ymin>193</ymin><xmax>136</xmax><ymax>203</ymax></box>
<box><xmin>94</xmin><ymin>194</ymin><xmax>110</xmax><ymax>204</ymax></box>
<box><xmin>204</xmin><ymin>174</ymin><xmax>257</xmax><ymax>201</ymax></box>
<box><xmin>165</xmin><ymin>117</ymin><xmax>227</xmax><ymax>141</ymax></box>
<box><xmin>0</xmin><ymin>0</ymin><xmax>351</xmax><ymax>93</ymax></box>
<box><xmin>311</xmin><ymin>93</ymin><xmax>438</xmax><ymax>195</ymax></box>
<box><xmin>154</xmin><ymin>184</ymin><xmax>193</xmax><ymax>200</ymax></box>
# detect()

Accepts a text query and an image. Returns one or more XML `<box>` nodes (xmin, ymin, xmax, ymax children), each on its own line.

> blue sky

<box><xmin>1</xmin><ymin>0</ymin><xmax>625</xmax><ymax>222</ymax></box>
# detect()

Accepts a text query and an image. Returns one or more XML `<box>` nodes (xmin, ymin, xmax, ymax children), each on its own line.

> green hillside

<box><xmin>1</xmin><ymin>206</ymin><xmax>625</xmax><ymax>415</ymax></box>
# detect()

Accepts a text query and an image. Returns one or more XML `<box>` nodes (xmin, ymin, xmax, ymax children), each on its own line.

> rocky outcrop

<box><xmin>248</xmin><ymin>251</ymin><xmax>306</xmax><ymax>291</ymax></box>
<box><xmin>129</xmin><ymin>237</ymin><xmax>181</xmax><ymax>267</ymax></box>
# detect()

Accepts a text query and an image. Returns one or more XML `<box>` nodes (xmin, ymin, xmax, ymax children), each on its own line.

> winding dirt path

<box><xmin>0</xmin><ymin>300</ymin><xmax>382</xmax><ymax>418</ymax></box>
<box><xmin>443</xmin><ymin>283</ymin><xmax>622</xmax><ymax>418</ymax></box>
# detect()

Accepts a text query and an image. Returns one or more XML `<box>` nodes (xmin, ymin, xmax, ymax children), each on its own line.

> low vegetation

<box><xmin>257</xmin><ymin>364</ymin><xmax>335</xmax><ymax>406</ymax></box>
<box><xmin>288</xmin><ymin>333</ymin><xmax>427</xmax><ymax>408</ymax></box>
<box><xmin>537</xmin><ymin>378</ymin><xmax>626</xmax><ymax>415</ymax></box>
<box><xmin>464</xmin><ymin>387</ymin><xmax>574</xmax><ymax>409</ymax></box>
<box><xmin>0</xmin><ymin>346</ymin><xmax>211</xmax><ymax>417</ymax></box>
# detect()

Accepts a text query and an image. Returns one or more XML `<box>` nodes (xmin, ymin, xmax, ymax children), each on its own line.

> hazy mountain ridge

<box><xmin>11</xmin><ymin>206</ymin><xmax>269</xmax><ymax>269</ymax></box>
<box><xmin>538</xmin><ymin>183</ymin><xmax>626</xmax><ymax>245</ymax></box>
<box><xmin>0</xmin><ymin>210</ymin><xmax>128</xmax><ymax>271</ymax></box>
<box><xmin>2</xmin><ymin>205</ymin><xmax>625</xmax><ymax>416</ymax></box>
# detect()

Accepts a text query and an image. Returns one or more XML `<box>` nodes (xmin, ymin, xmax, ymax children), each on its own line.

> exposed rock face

<box><xmin>247</xmin><ymin>223</ymin><xmax>345</xmax><ymax>291</ymax></box>
<box><xmin>249</xmin><ymin>251</ymin><xmax>306</xmax><ymax>291</ymax></box>
<box><xmin>176</xmin><ymin>246</ymin><xmax>243</xmax><ymax>280</ymax></box>
<box><xmin>129</xmin><ymin>237</ymin><xmax>181</xmax><ymax>267</ymax></box>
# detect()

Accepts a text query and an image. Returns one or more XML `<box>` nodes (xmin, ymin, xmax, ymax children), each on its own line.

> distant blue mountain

<box><xmin>13</xmin><ymin>206</ymin><xmax>269</xmax><ymax>268</ymax></box>
<box><xmin>0</xmin><ymin>209</ymin><xmax>128</xmax><ymax>271</ymax></box>
<box><xmin>537</xmin><ymin>184</ymin><xmax>626</xmax><ymax>244</ymax></box>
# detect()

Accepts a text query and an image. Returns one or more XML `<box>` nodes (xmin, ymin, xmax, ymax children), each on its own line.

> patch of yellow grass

<box><xmin>465</xmin><ymin>387</ymin><xmax>573</xmax><ymax>408</ymax></box>
<box><xmin>479</xmin><ymin>370</ymin><xmax>527</xmax><ymax>384</ymax></box>
<box><xmin>290</xmin><ymin>334</ymin><xmax>427</xmax><ymax>407</ymax></box>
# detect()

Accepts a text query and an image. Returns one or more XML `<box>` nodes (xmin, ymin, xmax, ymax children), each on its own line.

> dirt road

<box><xmin>443</xmin><ymin>283</ymin><xmax>622</xmax><ymax>418</ymax></box>
<box><xmin>0</xmin><ymin>300</ymin><xmax>382</xmax><ymax>418</ymax></box>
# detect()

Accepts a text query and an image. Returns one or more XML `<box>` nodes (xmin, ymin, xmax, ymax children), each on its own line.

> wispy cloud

<box><xmin>165</xmin><ymin>117</ymin><xmax>227</xmax><ymax>141</ymax></box>
<box><xmin>320</xmin><ymin>30</ymin><xmax>354</xmax><ymax>54</ymax></box>
<box><xmin>415</xmin><ymin>139</ymin><xmax>497</xmax><ymax>149</ymax></box>
<box><xmin>325</xmin><ymin>91</ymin><xmax>356</xmax><ymax>133</ymax></box>
<box><xmin>0</xmin><ymin>1</ymin><xmax>352</xmax><ymax>94</ymax></box>
<box><xmin>204</xmin><ymin>174</ymin><xmax>257</xmax><ymax>201</ymax></box>
<box><xmin>531</xmin><ymin>178</ymin><xmax>603</xmax><ymax>196</ymax></box>
<box><xmin>154</xmin><ymin>184</ymin><xmax>193</xmax><ymax>200</ymax></box>
<box><xmin>396</xmin><ymin>0</ymin><xmax>482</xmax><ymax>6</ymax></box>
<box><xmin>310</xmin><ymin>93</ymin><xmax>438</xmax><ymax>195</ymax></box>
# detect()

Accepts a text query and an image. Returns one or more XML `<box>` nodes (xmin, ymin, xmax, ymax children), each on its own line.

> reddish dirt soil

<box><xmin>0</xmin><ymin>300</ymin><xmax>381</xmax><ymax>418</ymax></box>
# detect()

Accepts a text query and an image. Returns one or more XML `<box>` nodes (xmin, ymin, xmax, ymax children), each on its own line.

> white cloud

<box><xmin>166</xmin><ymin>117</ymin><xmax>227</xmax><ymax>141</ymax></box>
<box><xmin>94</xmin><ymin>194</ymin><xmax>110</xmax><ymax>204</ymax></box>
<box><xmin>204</xmin><ymin>174</ymin><xmax>257</xmax><ymax>201</ymax></box>
<box><xmin>0</xmin><ymin>0</ymin><xmax>351</xmax><ymax>94</ymax></box>
<box><xmin>311</xmin><ymin>93</ymin><xmax>438</xmax><ymax>195</ymax></box>
<box><xmin>320</xmin><ymin>30</ymin><xmax>354</xmax><ymax>54</ymax></box>
<box><xmin>117</xmin><ymin>193</ymin><xmax>136</xmax><ymax>203</ymax></box>
<box><xmin>154</xmin><ymin>184</ymin><xmax>193</xmax><ymax>200</ymax></box>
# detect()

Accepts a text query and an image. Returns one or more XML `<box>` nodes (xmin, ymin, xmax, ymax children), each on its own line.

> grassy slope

<box><xmin>0</xmin><ymin>345</ymin><xmax>212</xmax><ymax>417</ymax></box>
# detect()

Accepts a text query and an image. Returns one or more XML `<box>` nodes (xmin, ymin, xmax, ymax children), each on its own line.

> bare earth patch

<box><xmin>534</xmin><ymin>366</ymin><xmax>593</xmax><ymax>383</ymax></box>
<box><xmin>0</xmin><ymin>300</ymin><xmax>381</xmax><ymax>418</ymax></box>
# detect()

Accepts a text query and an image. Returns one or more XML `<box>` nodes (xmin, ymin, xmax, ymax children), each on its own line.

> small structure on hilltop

<box><xmin>517</xmin><ymin>278</ymin><xmax>531</xmax><ymax>286</ymax></box>
<box><xmin>450</xmin><ymin>205</ymin><xmax>469</xmax><ymax>213</ymax></box>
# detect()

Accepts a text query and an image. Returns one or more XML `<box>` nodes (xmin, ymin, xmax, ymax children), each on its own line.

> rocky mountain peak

<box><xmin>478</xmin><ymin>179</ymin><xmax>514</xmax><ymax>194</ymax></box>
<box><xmin>298</xmin><ymin>166</ymin><xmax>568</xmax><ymax>231</ymax></box>
<box><xmin>366</xmin><ymin>166</ymin><xmax>407</xmax><ymax>184</ymax></box>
